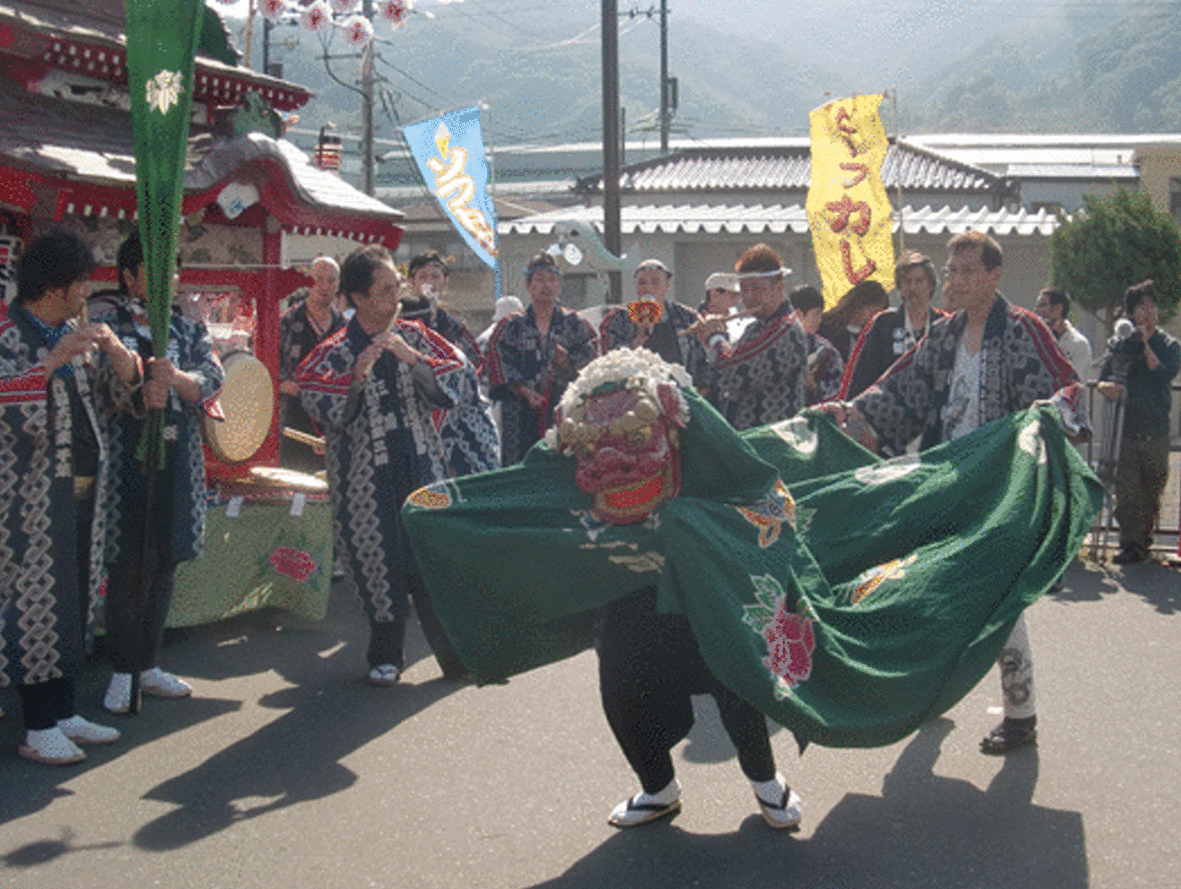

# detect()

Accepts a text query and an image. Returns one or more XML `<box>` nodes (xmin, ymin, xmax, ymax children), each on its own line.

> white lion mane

<box><xmin>545</xmin><ymin>348</ymin><xmax>691</xmax><ymax>451</ymax></box>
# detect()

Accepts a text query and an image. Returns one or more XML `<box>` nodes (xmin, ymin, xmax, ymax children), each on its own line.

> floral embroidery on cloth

<box><xmin>269</xmin><ymin>547</ymin><xmax>319</xmax><ymax>583</ymax></box>
<box><xmin>741</xmin><ymin>574</ymin><xmax>816</xmax><ymax>699</ymax></box>
<box><xmin>849</xmin><ymin>553</ymin><xmax>918</xmax><ymax>605</ymax></box>
<box><xmin>607</xmin><ymin>552</ymin><xmax>665</xmax><ymax>573</ymax></box>
<box><xmin>146</xmin><ymin>70</ymin><xmax>183</xmax><ymax>115</ymax></box>
<box><xmin>736</xmin><ymin>479</ymin><xmax>796</xmax><ymax>547</ymax></box>
<box><xmin>769</xmin><ymin>416</ymin><xmax>819</xmax><ymax>455</ymax></box>
<box><xmin>853</xmin><ymin>454</ymin><xmax>921</xmax><ymax>486</ymax></box>
<box><xmin>407</xmin><ymin>480</ymin><xmax>457</xmax><ymax>510</ymax></box>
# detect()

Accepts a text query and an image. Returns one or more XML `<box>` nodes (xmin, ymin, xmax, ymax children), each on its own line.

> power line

<box><xmin>373</xmin><ymin>50</ymin><xmax>455</xmax><ymax>106</ymax></box>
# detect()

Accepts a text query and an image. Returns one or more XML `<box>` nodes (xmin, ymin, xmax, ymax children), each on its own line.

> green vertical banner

<box><xmin>124</xmin><ymin>0</ymin><xmax>205</xmax><ymax>467</ymax></box>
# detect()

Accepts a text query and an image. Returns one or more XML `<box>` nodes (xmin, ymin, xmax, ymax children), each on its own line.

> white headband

<box><xmin>735</xmin><ymin>267</ymin><xmax>792</xmax><ymax>280</ymax></box>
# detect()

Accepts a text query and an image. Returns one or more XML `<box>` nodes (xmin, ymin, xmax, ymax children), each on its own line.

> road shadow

<box><xmin>0</xmin><ymin>578</ymin><xmax>456</xmax><ymax>856</ymax></box>
<box><xmin>1048</xmin><ymin>559</ymin><xmax>1121</xmax><ymax>603</ymax></box>
<box><xmin>1102</xmin><ymin>560</ymin><xmax>1181</xmax><ymax>614</ymax></box>
<box><xmin>129</xmin><ymin>580</ymin><xmax>463</xmax><ymax>852</ymax></box>
<box><xmin>528</xmin><ymin>719</ymin><xmax>1087</xmax><ymax>889</ymax></box>
<box><xmin>0</xmin><ymin>673</ymin><xmax>241</xmax><ymax>830</ymax></box>
<box><xmin>130</xmin><ymin>666</ymin><xmax>459</xmax><ymax>852</ymax></box>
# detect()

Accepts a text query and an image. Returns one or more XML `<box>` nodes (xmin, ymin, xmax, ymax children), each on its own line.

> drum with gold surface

<box><xmin>204</xmin><ymin>349</ymin><xmax>274</xmax><ymax>464</ymax></box>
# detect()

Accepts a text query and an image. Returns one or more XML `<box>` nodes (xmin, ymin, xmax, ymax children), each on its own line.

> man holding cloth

<box><xmin>820</xmin><ymin>230</ymin><xmax>1083</xmax><ymax>755</ymax></box>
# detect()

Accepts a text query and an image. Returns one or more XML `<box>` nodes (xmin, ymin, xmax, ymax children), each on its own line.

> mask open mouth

<box><xmin>595</xmin><ymin>461</ymin><xmax>678</xmax><ymax>523</ymax></box>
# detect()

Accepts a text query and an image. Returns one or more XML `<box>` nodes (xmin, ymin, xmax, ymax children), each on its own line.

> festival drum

<box><xmin>204</xmin><ymin>349</ymin><xmax>274</xmax><ymax>464</ymax></box>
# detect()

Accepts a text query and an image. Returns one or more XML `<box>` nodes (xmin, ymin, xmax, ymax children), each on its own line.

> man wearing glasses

<box><xmin>819</xmin><ymin>230</ymin><xmax>1084</xmax><ymax>755</ymax></box>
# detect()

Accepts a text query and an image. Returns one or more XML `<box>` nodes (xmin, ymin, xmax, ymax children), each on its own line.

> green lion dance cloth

<box><xmin>403</xmin><ymin>349</ymin><xmax>1101</xmax><ymax>750</ymax></box>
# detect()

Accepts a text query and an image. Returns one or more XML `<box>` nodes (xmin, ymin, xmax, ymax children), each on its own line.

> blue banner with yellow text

<box><xmin>404</xmin><ymin>107</ymin><xmax>499</xmax><ymax>271</ymax></box>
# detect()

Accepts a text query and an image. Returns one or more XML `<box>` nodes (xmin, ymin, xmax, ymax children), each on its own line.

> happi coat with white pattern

<box><xmin>90</xmin><ymin>298</ymin><xmax>225</xmax><ymax>565</ymax></box>
<box><xmin>0</xmin><ymin>306</ymin><xmax>138</xmax><ymax>686</ymax></box>
<box><xmin>715</xmin><ymin>302</ymin><xmax>811</xmax><ymax>429</ymax></box>
<box><xmin>297</xmin><ymin>317</ymin><xmax>465</xmax><ymax>623</ymax></box>
<box><xmin>854</xmin><ymin>294</ymin><xmax>1083</xmax><ymax>455</ymax></box>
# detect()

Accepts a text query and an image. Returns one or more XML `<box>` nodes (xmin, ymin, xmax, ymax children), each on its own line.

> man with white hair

<box><xmin>278</xmin><ymin>256</ymin><xmax>344</xmax><ymax>470</ymax></box>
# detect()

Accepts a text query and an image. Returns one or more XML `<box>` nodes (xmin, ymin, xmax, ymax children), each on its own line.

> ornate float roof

<box><xmin>0</xmin><ymin>77</ymin><xmax>401</xmax><ymax>248</ymax></box>
<box><xmin>0</xmin><ymin>0</ymin><xmax>311</xmax><ymax>111</ymax></box>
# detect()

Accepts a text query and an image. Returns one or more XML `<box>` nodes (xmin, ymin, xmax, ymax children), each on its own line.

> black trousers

<box><xmin>19</xmin><ymin>677</ymin><xmax>74</xmax><ymax>731</ymax></box>
<box><xmin>598</xmin><ymin>587</ymin><xmax>775</xmax><ymax>794</ymax></box>
<box><xmin>366</xmin><ymin>570</ymin><xmax>465</xmax><ymax>678</ymax></box>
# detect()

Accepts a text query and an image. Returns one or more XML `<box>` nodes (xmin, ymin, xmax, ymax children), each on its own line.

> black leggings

<box><xmin>598</xmin><ymin>587</ymin><xmax>775</xmax><ymax>794</ymax></box>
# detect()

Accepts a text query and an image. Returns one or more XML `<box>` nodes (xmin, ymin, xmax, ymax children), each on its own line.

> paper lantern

<box><xmin>300</xmin><ymin>0</ymin><xmax>334</xmax><ymax>32</ymax></box>
<box><xmin>340</xmin><ymin>15</ymin><xmax>375</xmax><ymax>48</ymax></box>
<box><xmin>259</xmin><ymin>0</ymin><xmax>289</xmax><ymax>23</ymax></box>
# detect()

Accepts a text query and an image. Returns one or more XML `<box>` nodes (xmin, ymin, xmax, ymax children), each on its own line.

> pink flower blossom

<box><xmin>301</xmin><ymin>0</ymin><xmax>333</xmax><ymax>33</ymax></box>
<box><xmin>340</xmin><ymin>15</ymin><xmax>374</xmax><ymax>47</ymax></box>
<box><xmin>260</xmin><ymin>0</ymin><xmax>288</xmax><ymax>23</ymax></box>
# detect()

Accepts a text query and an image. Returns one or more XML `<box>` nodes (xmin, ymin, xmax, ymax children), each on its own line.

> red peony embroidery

<box><xmin>762</xmin><ymin>606</ymin><xmax>815</xmax><ymax>688</ymax></box>
<box><xmin>741</xmin><ymin>574</ymin><xmax>816</xmax><ymax>698</ymax></box>
<box><xmin>269</xmin><ymin>547</ymin><xmax>319</xmax><ymax>583</ymax></box>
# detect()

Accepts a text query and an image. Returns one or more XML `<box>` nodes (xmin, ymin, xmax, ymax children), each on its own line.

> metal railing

<box><xmin>1080</xmin><ymin>381</ymin><xmax>1181</xmax><ymax>560</ymax></box>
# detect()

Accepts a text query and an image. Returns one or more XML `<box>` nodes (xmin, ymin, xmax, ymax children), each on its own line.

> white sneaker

<box><xmin>19</xmin><ymin>727</ymin><xmax>86</xmax><ymax>765</ymax></box>
<box><xmin>104</xmin><ymin>672</ymin><xmax>132</xmax><ymax>714</ymax></box>
<box><xmin>367</xmin><ymin>664</ymin><xmax>399</xmax><ymax>686</ymax></box>
<box><xmin>57</xmin><ymin>715</ymin><xmax>121</xmax><ymax>745</ymax></box>
<box><xmin>753</xmin><ymin>773</ymin><xmax>802</xmax><ymax>830</ymax></box>
<box><xmin>140</xmin><ymin>667</ymin><xmax>192</xmax><ymax>699</ymax></box>
<box><xmin>607</xmin><ymin>778</ymin><xmax>681</xmax><ymax>827</ymax></box>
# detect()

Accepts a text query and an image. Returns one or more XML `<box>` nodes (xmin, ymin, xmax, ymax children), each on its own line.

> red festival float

<box><xmin>0</xmin><ymin>0</ymin><xmax>402</xmax><ymax>480</ymax></box>
<box><xmin>0</xmin><ymin>0</ymin><xmax>404</xmax><ymax>623</ymax></box>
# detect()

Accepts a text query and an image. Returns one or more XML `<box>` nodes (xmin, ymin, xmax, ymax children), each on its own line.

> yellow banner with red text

<box><xmin>806</xmin><ymin>94</ymin><xmax>895</xmax><ymax>309</ymax></box>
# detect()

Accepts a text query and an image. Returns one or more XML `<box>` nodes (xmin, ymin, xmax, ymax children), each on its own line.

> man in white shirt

<box><xmin>1035</xmin><ymin>288</ymin><xmax>1093</xmax><ymax>383</ymax></box>
<box><xmin>820</xmin><ymin>231</ymin><xmax>1085</xmax><ymax>756</ymax></box>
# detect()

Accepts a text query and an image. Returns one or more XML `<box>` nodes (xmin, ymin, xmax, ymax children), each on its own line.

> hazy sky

<box><xmin>209</xmin><ymin>0</ymin><xmax>1126</xmax><ymax>84</ymax></box>
<box><xmin>211</xmin><ymin>0</ymin><xmax>1146</xmax><ymax>101</ymax></box>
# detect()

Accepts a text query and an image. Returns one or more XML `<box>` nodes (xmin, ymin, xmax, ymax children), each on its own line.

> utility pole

<box><xmin>659</xmin><ymin>0</ymin><xmax>670</xmax><ymax>154</ymax></box>
<box><xmin>602</xmin><ymin>0</ymin><xmax>622</xmax><ymax>304</ymax></box>
<box><xmin>361</xmin><ymin>0</ymin><xmax>375</xmax><ymax>195</ymax></box>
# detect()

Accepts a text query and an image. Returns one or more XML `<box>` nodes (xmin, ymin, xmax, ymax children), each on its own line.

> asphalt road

<box><xmin>1</xmin><ymin>559</ymin><xmax>1179</xmax><ymax>889</ymax></box>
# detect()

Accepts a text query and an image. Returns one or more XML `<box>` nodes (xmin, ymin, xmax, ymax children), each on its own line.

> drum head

<box><xmin>204</xmin><ymin>350</ymin><xmax>274</xmax><ymax>464</ymax></box>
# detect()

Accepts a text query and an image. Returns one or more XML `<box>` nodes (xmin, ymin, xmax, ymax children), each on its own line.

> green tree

<box><xmin>1049</xmin><ymin>188</ymin><xmax>1181</xmax><ymax>332</ymax></box>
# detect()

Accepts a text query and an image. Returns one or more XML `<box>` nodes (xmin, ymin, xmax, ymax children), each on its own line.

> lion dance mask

<box><xmin>548</xmin><ymin>349</ymin><xmax>691</xmax><ymax>524</ymax></box>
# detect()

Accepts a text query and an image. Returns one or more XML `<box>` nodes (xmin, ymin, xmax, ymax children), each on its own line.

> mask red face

<box><xmin>560</xmin><ymin>382</ymin><xmax>686</xmax><ymax>524</ymax></box>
